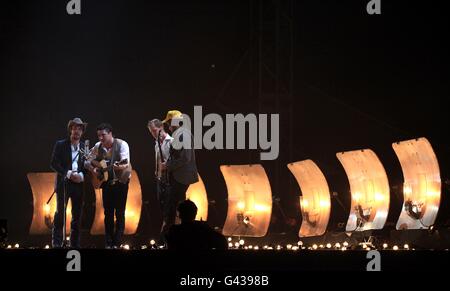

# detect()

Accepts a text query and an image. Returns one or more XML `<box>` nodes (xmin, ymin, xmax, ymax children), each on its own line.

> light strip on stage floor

<box><xmin>90</xmin><ymin>170</ymin><xmax>142</xmax><ymax>235</ymax></box>
<box><xmin>337</xmin><ymin>149</ymin><xmax>390</xmax><ymax>232</ymax></box>
<box><xmin>287</xmin><ymin>160</ymin><xmax>331</xmax><ymax>237</ymax></box>
<box><xmin>186</xmin><ymin>174</ymin><xmax>208</xmax><ymax>221</ymax></box>
<box><xmin>220</xmin><ymin>164</ymin><xmax>272</xmax><ymax>237</ymax></box>
<box><xmin>27</xmin><ymin>173</ymin><xmax>72</xmax><ymax>235</ymax></box>
<box><xmin>393</xmin><ymin>137</ymin><xmax>441</xmax><ymax>230</ymax></box>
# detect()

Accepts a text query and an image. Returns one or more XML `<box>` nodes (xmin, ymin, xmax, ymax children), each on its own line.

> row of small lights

<box><xmin>226</xmin><ymin>238</ymin><xmax>413</xmax><ymax>251</ymax></box>
<box><xmin>3</xmin><ymin>238</ymin><xmax>412</xmax><ymax>251</ymax></box>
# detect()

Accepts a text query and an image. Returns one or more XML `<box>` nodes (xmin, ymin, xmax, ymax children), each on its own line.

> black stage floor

<box><xmin>1</xmin><ymin>249</ymin><xmax>449</xmax><ymax>273</ymax></box>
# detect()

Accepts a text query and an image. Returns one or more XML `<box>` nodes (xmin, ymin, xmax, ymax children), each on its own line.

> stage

<box><xmin>1</xmin><ymin>248</ymin><xmax>449</xmax><ymax>275</ymax></box>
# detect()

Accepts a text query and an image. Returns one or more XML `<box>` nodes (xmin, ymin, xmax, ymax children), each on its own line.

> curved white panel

<box><xmin>337</xmin><ymin>149</ymin><xmax>390</xmax><ymax>231</ymax></box>
<box><xmin>220</xmin><ymin>164</ymin><xmax>272</xmax><ymax>237</ymax></box>
<box><xmin>287</xmin><ymin>160</ymin><xmax>331</xmax><ymax>237</ymax></box>
<box><xmin>393</xmin><ymin>137</ymin><xmax>441</xmax><ymax>230</ymax></box>
<box><xmin>27</xmin><ymin>172</ymin><xmax>71</xmax><ymax>235</ymax></box>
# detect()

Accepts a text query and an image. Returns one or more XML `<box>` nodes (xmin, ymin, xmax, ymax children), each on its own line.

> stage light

<box><xmin>276</xmin><ymin>245</ymin><xmax>282</xmax><ymax>250</ymax></box>
<box><xmin>404</xmin><ymin>244</ymin><xmax>409</xmax><ymax>250</ymax></box>
<box><xmin>7</xmin><ymin>245</ymin><xmax>11</xmax><ymax>249</ymax></box>
<box><xmin>393</xmin><ymin>245</ymin><xmax>399</xmax><ymax>251</ymax></box>
<box><xmin>287</xmin><ymin>160</ymin><xmax>331</xmax><ymax>237</ymax></box>
<box><xmin>335</xmin><ymin>243</ymin><xmax>341</xmax><ymax>248</ymax></box>
<box><xmin>227</xmin><ymin>237</ymin><xmax>232</xmax><ymax>242</ymax></box>
<box><xmin>337</xmin><ymin>149</ymin><xmax>390</xmax><ymax>232</ymax></box>
<box><xmin>150</xmin><ymin>239</ymin><xmax>156</xmax><ymax>246</ymax></box>
<box><xmin>319</xmin><ymin>244</ymin><xmax>324</xmax><ymax>249</ymax></box>
<box><xmin>234</xmin><ymin>242</ymin><xmax>240</xmax><ymax>248</ymax></box>
<box><xmin>287</xmin><ymin>244</ymin><xmax>293</xmax><ymax>250</ymax></box>
<box><xmin>263</xmin><ymin>245</ymin><xmax>268</xmax><ymax>249</ymax></box>
<box><xmin>292</xmin><ymin>246</ymin><xmax>299</xmax><ymax>251</ymax></box>
<box><xmin>239</xmin><ymin>239</ymin><xmax>245</xmax><ymax>245</ymax></box>
<box><xmin>383</xmin><ymin>243</ymin><xmax>388</xmax><ymax>249</ymax></box>
<box><xmin>341</xmin><ymin>247</ymin><xmax>347</xmax><ymax>251</ymax></box>
<box><xmin>343</xmin><ymin>241</ymin><xmax>349</xmax><ymax>247</ymax></box>
<box><xmin>254</xmin><ymin>246</ymin><xmax>259</xmax><ymax>250</ymax></box>
<box><xmin>123</xmin><ymin>244</ymin><xmax>130</xmax><ymax>250</ymax></box>
<box><xmin>249</xmin><ymin>245</ymin><xmax>253</xmax><ymax>249</ymax></box>
<box><xmin>297</xmin><ymin>241</ymin><xmax>303</xmax><ymax>246</ymax></box>
<box><xmin>326</xmin><ymin>243</ymin><xmax>332</xmax><ymax>249</ymax></box>
<box><xmin>228</xmin><ymin>242</ymin><xmax>233</xmax><ymax>248</ymax></box>
<box><xmin>14</xmin><ymin>243</ymin><xmax>19</xmax><ymax>248</ymax></box>
<box><xmin>312</xmin><ymin>244</ymin><xmax>318</xmax><ymax>250</ymax></box>
<box><xmin>221</xmin><ymin>165</ymin><xmax>272</xmax><ymax>237</ymax></box>
<box><xmin>44</xmin><ymin>245</ymin><xmax>50</xmax><ymax>249</ymax></box>
<box><xmin>393</xmin><ymin>138</ymin><xmax>441</xmax><ymax>230</ymax></box>
<box><xmin>141</xmin><ymin>245</ymin><xmax>147</xmax><ymax>250</ymax></box>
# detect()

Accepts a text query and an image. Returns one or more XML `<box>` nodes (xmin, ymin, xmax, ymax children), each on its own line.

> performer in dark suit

<box><xmin>50</xmin><ymin>117</ymin><xmax>88</xmax><ymax>248</ymax></box>
<box><xmin>159</xmin><ymin>110</ymin><xmax>199</xmax><ymax>241</ymax></box>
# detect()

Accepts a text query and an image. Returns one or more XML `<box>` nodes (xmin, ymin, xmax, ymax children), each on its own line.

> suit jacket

<box><xmin>167</xmin><ymin>127</ymin><xmax>199</xmax><ymax>185</ymax></box>
<box><xmin>50</xmin><ymin>138</ymin><xmax>86</xmax><ymax>194</ymax></box>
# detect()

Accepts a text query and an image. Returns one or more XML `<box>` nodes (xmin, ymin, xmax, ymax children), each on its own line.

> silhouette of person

<box><xmin>165</xmin><ymin>200</ymin><xmax>227</xmax><ymax>250</ymax></box>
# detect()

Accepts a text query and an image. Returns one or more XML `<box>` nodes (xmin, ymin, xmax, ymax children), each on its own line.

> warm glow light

<box><xmin>312</xmin><ymin>244</ymin><xmax>318</xmax><ymax>250</ymax></box>
<box><xmin>288</xmin><ymin>160</ymin><xmax>331</xmax><ymax>238</ymax></box>
<box><xmin>221</xmin><ymin>164</ymin><xmax>272</xmax><ymax>237</ymax></box>
<box><xmin>123</xmin><ymin>244</ymin><xmax>130</xmax><ymax>250</ymax></box>
<box><xmin>319</xmin><ymin>200</ymin><xmax>330</xmax><ymax>208</ymax></box>
<box><xmin>301</xmin><ymin>199</ymin><xmax>309</xmax><ymax>209</ymax></box>
<box><xmin>239</xmin><ymin>239</ymin><xmax>245</xmax><ymax>245</ymax></box>
<box><xmin>43</xmin><ymin>204</ymin><xmax>51</xmax><ymax>214</ymax></box>
<box><xmin>393</xmin><ymin>245</ymin><xmax>399</xmax><ymax>251</ymax></box>
<box><xmin>375</xmin><ymin>193</ymin><xmax>385</xmax><ymax>201</ymax></box>
<box><xmin>393</xmin><ymin>138</ymin><xmax>441</xmax><ymax>230</ymax></box>
<box><xmin>14</xmin><ymin>244</ymin><xmax>19</xmax><ymax>248</ymax></box>
<box><xmin>383</xmin><ymin>243</ymin><xmax>388</xmax><ymax>249</ymax></box>
<box><xmin>44</xmin><ymin>245</ymin><xmax>50</xmax><ymax>249</ymax></box>
<box><xmin>404</xmin><ymin>244</ymin><xmax>409</xmax><ymax>249</ymax></box>
<box><xmin>254</xmin><ymin>204</ymin><xmax>270</xmax><ymax>212</ymax></box>
<box><xmin>150</xmin><ymin>239</ymin><xmax>156</xmax><ymax>246</ymax></box>
<box><xmin>337</xmin><ymin>149</ymin><xmax>390</xmax><ymax>232</ymax></box>
<box><xmin>326</xmin><ymin>243</ymin><xmax>332</xmax><ymax>249</ymax></box>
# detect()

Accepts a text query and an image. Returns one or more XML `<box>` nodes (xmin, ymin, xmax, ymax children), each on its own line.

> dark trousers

<box><xmin>102</xmin><ymin>181</ymin><xmax>129</xmax><ymax>247</ymax></box>
<box><xmin>52</xmin><ymin>181</ymin><xmax>83</xmax><ymax>248</ymax></box>
<box><xmin>159</xmin><ymin>174</ymin><xmax>189</xmax><ymax>242</ymax></box>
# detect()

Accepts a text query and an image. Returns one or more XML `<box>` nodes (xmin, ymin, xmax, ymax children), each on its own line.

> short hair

<box><xmin>148</xmin><ymin>119</ymin><xmax>163</xmax><ymax>128</ymax></box>
<box><xmin>177</xmin><ymin>200</ymin><xmax>198</xmax><ymax>222</ymax></box>
<box><xmin>96</xmin><ymin>123</ymin><xmax>113</xmax><ymax>133</ymax></box>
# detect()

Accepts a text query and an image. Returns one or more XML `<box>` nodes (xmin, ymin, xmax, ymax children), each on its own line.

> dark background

<box><xmin>1</xmin><ymin>0</ymin><xmax>448</xmax><ymax>244</ymax></box>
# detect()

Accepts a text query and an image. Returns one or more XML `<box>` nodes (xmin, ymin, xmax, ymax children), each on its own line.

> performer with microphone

<box><xmin>50</xmin><ymin>117</ymin><xmax>88</xmax><ymax>248</ymax></box>
<box><xmin>147</xmin><ymin>119</ymin><xmax>173</xmax><ymax>243</ymax></box>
